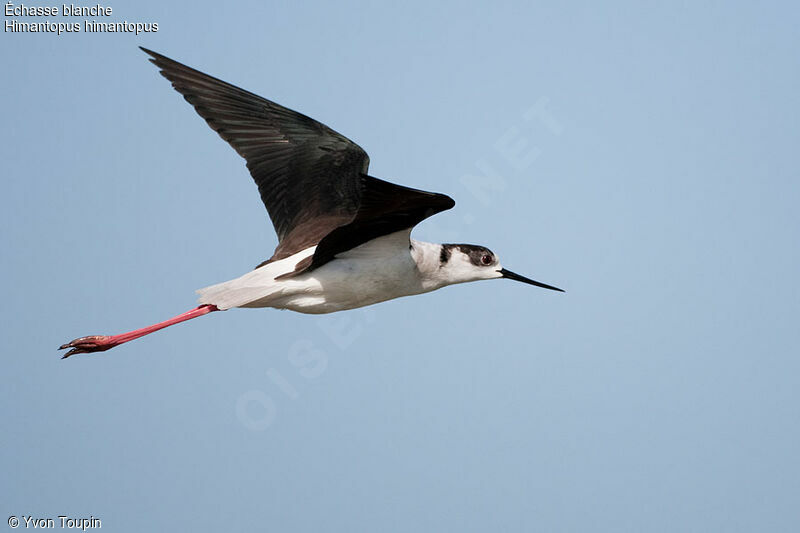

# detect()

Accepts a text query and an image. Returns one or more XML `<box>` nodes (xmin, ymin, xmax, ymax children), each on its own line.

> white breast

<box><xmin>268</xmin><ymin>230</ymin><xmax>429</xmax><ymax>313</ymax></box>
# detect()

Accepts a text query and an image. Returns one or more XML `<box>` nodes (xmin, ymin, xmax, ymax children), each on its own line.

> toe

<box><xmin>59</xmin><ymin>336</ymin><xmax>115</xmax><ymax>358</ymax></box>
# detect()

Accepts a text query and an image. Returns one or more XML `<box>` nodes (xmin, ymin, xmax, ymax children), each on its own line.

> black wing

<box><xmin>142</xmin><ymin>48</ymin><xmax>454</xmax><ymax>273</ymax></box>
<box><xmin>141</xmin><ymin>48</ymin><xmax>368</xmax><ymax>255</ymax></box>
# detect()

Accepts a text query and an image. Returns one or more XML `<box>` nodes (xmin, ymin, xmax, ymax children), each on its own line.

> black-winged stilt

<box><xmin>59</xmin><ymin>48</ymin><xmax>563</xmax><ymax>359</ymax></box>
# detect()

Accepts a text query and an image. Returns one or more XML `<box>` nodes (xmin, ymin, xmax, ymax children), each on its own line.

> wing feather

<box><xmin>141</xmin><ymin>47</ymin><xmax>369</xmax><ymax>244</ymax></box>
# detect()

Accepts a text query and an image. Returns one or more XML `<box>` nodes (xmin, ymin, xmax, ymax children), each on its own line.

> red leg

<box><xmin>59</xmin><ymin>304</ymin><xmax>220</xmax><ymax>359</ymax></box>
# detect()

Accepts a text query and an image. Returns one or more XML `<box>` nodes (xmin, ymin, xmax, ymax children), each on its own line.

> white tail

<box><xmin>196</xmin><ymin>246</ymin><xmax>316</xmax><ymax>310</ymax></box>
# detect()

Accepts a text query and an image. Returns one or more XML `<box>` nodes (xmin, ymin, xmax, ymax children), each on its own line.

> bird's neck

<box><xmin>410</xmin><ymin>240</ymin><xmax>454</xmax><ymax>290</ymax></box>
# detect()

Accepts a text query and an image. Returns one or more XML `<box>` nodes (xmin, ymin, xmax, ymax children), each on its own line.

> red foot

<box><xmin>59</xmin><ymin>336</ymin><xmax>120</xmax><ymax>358</ymax></box>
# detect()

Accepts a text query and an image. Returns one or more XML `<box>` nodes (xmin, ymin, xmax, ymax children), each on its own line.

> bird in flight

<box><xmin>59</xmin><ymin>48</ymin><xmax>563</xmax><ymax>359</ymax></box>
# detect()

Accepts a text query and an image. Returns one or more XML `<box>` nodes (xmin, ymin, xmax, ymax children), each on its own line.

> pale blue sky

<box><xmin>3</xmin><ymin>1</ymin><xmax>799</xmax><ymax>531</ymax></box>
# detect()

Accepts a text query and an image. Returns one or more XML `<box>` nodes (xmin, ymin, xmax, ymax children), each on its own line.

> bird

<box><xmin>59</xmin><ymin>48</ymin><xmax>563</xmax><ymax>359</ymax></box>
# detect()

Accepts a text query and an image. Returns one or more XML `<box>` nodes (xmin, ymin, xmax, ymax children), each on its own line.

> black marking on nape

<box><xmin>439</xmin><ymin>244</ymin><xmax>453</xmax><ymax>265</ymax></box>
<box><xmin>442</xmin><ymin>243</ymin><xmax>495</xmax><ymax>267</ymax></box>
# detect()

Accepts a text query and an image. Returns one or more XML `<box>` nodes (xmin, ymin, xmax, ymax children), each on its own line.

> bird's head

<box><xmin>438</xmin><ymin>244</ymin><xmax>564</xmax><ymax>292</ymax></box>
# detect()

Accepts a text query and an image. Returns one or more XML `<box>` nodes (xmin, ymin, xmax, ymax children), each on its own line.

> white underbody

<box><xmin>196</xmin><ymin>230</ymin><xmax>455</xmax><ymax>314</ymax></box>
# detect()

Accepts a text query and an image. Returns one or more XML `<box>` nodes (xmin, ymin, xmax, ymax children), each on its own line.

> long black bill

<box><xmin>499</xmin><ymin>268</ymin><xmax>564</xmax><ymax>292</ymax></box>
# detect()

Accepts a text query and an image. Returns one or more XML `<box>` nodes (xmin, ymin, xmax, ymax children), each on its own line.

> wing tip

<box><xmin>139</xmin><ymin>46</ymin><xmax>159</xmax><ymax>58</ymax></box>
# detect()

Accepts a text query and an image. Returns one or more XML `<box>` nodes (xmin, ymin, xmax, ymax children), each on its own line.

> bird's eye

<box><xmin>481</xmin><ymin>254</ymin><xmax>493</xmax><ymax>266</ymax></box>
